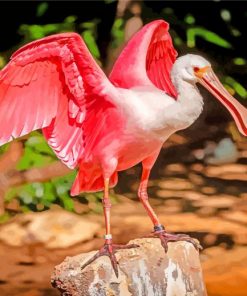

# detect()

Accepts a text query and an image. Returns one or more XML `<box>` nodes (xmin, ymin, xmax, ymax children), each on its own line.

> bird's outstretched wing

<box><xmin>0</xmin><ymin>33</ymin><xmax>118</xmax><ymax>168</ymax></box>
<box><xmin>110</xmin><ymin>20</ymin><xmax>178</xmax><ymax>98</ymax></box>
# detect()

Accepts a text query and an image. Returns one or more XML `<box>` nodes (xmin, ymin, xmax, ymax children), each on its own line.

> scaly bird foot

<box><xmin>80</xmin><ymin>239</ymin><xmax>139</xmax><ymax>277</ymax></box>
<box><xmin>144</xmin><ymin>225</ymin><xmax>202</xmax><ymax>252</ymax></box>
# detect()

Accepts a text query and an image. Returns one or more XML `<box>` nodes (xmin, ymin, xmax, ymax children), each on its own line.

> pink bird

<box><xmin>0</xmin><ymin>20</ymin><xmax>247</xmax><ymax>276</ymax></box>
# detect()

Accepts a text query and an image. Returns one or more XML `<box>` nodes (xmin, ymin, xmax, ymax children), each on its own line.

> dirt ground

<box><xmin>0</xmin><ymin>132</ymin><xmax>247</xmax><ymax>296</ymax></box>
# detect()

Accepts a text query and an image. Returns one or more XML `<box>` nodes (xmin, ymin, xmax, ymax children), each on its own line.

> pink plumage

<box><xmin>0</xmin><ymin>20</ymin><xmax>178</xmax><ymax>195</ymax></box>
<box><xmin>110</xmin><ymin>20</ymin><xmax>177</xmax><ymax>97</ymax></box>
<box><xmin>1</xmin><ymin>20</ymin><xmax>247</xmax><ymax>276</ymax></box>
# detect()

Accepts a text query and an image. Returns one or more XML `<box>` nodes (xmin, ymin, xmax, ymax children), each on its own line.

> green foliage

<box><xmin>0</xmin><ymin>55</ymin><xmax>6</xmax><ymax>69</ymax></box>
<box><xmin>19</xmin><ymin>15</ymin><xmax>101</xmax><ymax>61</ymax></box>
<box><xmin>84</xmin><ymin>191</ymin><xmax>118</xmax><ymax>214</ymax></box>
<box><xmin>233</xmin><ymin>57</ymin><xmax>246</xmax><ymax>66</ymax></box>
<box><xmin>5</xmin><ymin>171</ymin><xmax>77</xmax><ymax>212</ymax></box>
<box><xmin>19</xmin><ymin>16</ymin><xmax>77</xmax><ymax>41</ymax></box>
<box><xmin>184</xmin><ymin>14</ymin><xmax>195</xmax><ymax>25</ymax></box>
<box><xmin>230</xmin><ymin>27</ymin><xmax>241</xmax><ymax>37</ymax></box>
<box><xmin>0</xmin><ymin>143</ymin><xmax>10</xmax><ymax>155</ymax></box>
<box><xmin>3</xmin><ymin>132</ymin><xmax>78</xmax><ymax>212</ymax></box>
<box><xmin>111</xmin><ymin>18</ymin><xmax>124</xmax><ymax>48</ymax></box>
<box><xmin>104</xmin><ymin>0</ymin><xmax>116</xmax><ymax>4</ymax></box>
<box><xmin>84</xmin><ymin>192</ymin><xmax>104</xmax><ymax>213</ymax></box>
<box><xmin>161</xmin><ymin>5</ymin><xmax>246</xmax><ymax>107</ymax></box>
<box><xmin>36</xmin><ymin>2</ymin><xmax>49</xmax><ymax>18</ymax></box>
<box><xmin>187</xmin><ymin>27</ymin><xmax>232</xmax><ymax>49</ymax></box>
<box><xmin>0</xmin><ymin>213</ymin><xmax>10</xmax><ymax>224</ymax></box>
<box><xmin>162</xmin><ymin>7</ymin><xmax>232</xmax><ymax>49</ymax></box>
<box><xmin>81</xmin><ymin>20</ymin><xmax>101</xmax><ymax>59</ymax></box>
<box><xmin>17</xmin><ymin>132</ymin><xmax>55</xmax><ymax>170</ymax></box>
<box><xmin>224</xmin><ymin>76</ymin><xmax>247</xmax><ymax>99</ymax></box>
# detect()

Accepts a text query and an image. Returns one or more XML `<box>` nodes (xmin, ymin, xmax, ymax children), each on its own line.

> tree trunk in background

<box><xmin>51</xmin><ymin>238</ymin><xmax>207</xmax><ymax>296</ymax></box>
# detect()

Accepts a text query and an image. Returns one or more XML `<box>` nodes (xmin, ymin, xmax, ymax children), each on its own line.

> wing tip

<box><xmin>11</xmin><ymin>32</ymin><xmax>82</xmax><ymax>60</ymax></box>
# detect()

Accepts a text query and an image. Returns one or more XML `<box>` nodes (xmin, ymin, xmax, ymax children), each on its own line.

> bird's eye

<box><xmin>193</xmin><ymin>66</ymin><xmax>200</xmax><ymax>73</ymax></box>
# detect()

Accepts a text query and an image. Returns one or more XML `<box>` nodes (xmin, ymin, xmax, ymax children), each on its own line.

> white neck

<box><xmin>167</xmin><ymin>73</ymin><xmax>204</xmax><ymax>131</ymax></box>
<box><xmin>115</xmin><ymin>66</ymin><xmax>205</xmax><ymax>142</ymax></box>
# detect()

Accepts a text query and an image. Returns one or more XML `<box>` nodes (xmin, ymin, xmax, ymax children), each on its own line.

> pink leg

<box><xmin>138</xmin><ymin>167</ymin><xmax>161</xmax><ymax>227</ymax></box>
<box><xmin>138</xmin><ymin>151</ymin><xmax>163</xmax><ymax>228</ymax></box>
<box><xmin>81</xmin><ymin>175</ymin><xmax>139</xmax><ymax>277</ymax></box>
<box><xmin>103</xmin><ymin>178</ymin><xmax>112</xmax><ymax>239</ymax></box>
<box><xmin>139</xmin><ymin>155</ymin><xmax>202</xmax><ymax>252</ymax></box>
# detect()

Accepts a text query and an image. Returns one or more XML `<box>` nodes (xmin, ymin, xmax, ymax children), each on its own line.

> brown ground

<box><xmin>0</xmin><ymin>132</ymin><xmax>247</xmax><ymax>296</ymax></box>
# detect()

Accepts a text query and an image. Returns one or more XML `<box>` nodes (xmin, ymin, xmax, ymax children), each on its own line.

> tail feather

<box><xmin>71</xmin><ymin>166</ymin><xmax>118</xmax><ymax>196</ymax></box>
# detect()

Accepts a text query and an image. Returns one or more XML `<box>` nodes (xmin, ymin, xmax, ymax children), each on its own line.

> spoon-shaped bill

<box><xmin>196</xmin><ymin>67</ymin><xmax>247</xmax><ymax>136</ymax></box>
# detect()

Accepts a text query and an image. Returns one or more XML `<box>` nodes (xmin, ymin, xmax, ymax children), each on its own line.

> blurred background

<box><xmin>0</xmin><ymin>1</ymin><xmax>247</xmax><ymax>295</ymax></box>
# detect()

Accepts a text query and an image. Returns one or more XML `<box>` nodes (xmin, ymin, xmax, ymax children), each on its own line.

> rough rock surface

<box><xmin>0</xmin><ymin>209</ymin><xmax>100</xmax><ymax>248</ymax></box>
<box><xmin>51</xmin><ymin>238</ymin><xmax>207</xmax><ymax>296</ymax></box>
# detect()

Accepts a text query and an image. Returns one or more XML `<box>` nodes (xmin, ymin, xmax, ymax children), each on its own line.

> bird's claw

<box><xmin>144</xmin><ymin>227</ymin><xmax>202</xmax><ymax>252</ymax></box>
<box><xmin>81</xmin><ymin>240</ymin><xmax>139</xmax><ymax>277</ymax></box>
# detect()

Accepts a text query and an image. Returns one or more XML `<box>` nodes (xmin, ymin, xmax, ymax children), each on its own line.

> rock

<box><xmin>0</xmin><ymin>209</ymin><xmax>100</xmax><ymax>248</ymax></box>
<box><xmin>188</xmin><ymin>173</ymin><xmax>205</xmax><ymax>185</ymax></box>
<box><xmin>200</xmin><ymin>187</ymin><xmax>217</xmax><ymax>195</ymax></box>
<box><xmin>165</xmin><ymin>163</ymin><xmax>187</xmax><ymax>175</ymax></box>
<box><xmin>121</xmin><ymin>213</ymin><xmax>247</xmax><ymax>245</ymax></box>
<box><xmin>51</xmin><ymin>238</ymin><xmax>207</xmax><ymax>296</ymax></box>
<box><xmin>157</xmin><ymin>178</ymin><xmax>194</xmax><ymax>190</ymax></box>
<box><xmin>203</xmin><ymin>164</ymin><xmax>247</xmax><ymax>181</ymax></box>
<box><xmin>0</xmin><ymin>222</ymin><xmax>27</xmax><ymax>247</ymax></box>
<box><xmin>219</xmin><ymin>211</ymin><xmax>247</xmax><ymax>224</ymax></box>
<box><xmin>192</xmin><ymin>195</ymin><xmax>238</xmax><ymax>208</ymax></box>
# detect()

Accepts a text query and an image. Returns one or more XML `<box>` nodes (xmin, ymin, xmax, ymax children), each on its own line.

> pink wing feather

<box><xmin>110</xmin><ymin>20</ymin><xmax>178</xmax><ymax>98</ymax></box>
<box><xmin>0</xmin><ymin>33</ymin><xmax>118</xmax><ymax>169</ymax></box>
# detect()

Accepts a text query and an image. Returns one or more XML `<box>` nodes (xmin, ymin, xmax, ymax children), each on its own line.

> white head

<box><xmin>171</xmin><ymin>54</ymin><xmax>247</xmax><ymax>136</ymax></box>
<box><xmin>171</xmin><ymin>54</ymin><xmax>211</xmax><ymax>83</ymax></box>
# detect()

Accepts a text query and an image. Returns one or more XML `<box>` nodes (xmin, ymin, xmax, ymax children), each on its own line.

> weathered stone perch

<box><xmin>51</xmin><ymin>238</ymin><xmax>207</xmax><ymax>296</ymax></box>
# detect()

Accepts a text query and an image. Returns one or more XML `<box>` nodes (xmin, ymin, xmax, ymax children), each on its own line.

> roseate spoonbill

<box><xmin>0</xmin><ymin>19</ymin><xmax>247</xmax><ymax>276</ymax></box>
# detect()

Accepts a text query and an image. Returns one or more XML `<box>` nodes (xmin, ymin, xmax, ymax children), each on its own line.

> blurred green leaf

<box><xmin>60</xmin><ymin>194</ymin><xmax>74</xmax><ymax>211</ymax></box>
<box><xmin>174</xmin><ymin>36</ymin><xmax>183</xmax><ymax>46</ymax></box>
<box><xmin>17</xmin><ymin>146</ymin><xmax>53</xmax><ymax>170</ymax></box>
<box><xmin>187</xmin><ymin>27</ymin><xmax>232</xmax><ymax>48</ymax></box>
<box><xmin>224</xmin><ymin>76</ymin><xmax>247</xmax><ymax>99</ymax></box>
<box><xmin>85</xmin><ymin>192</ymin><xmax>103</xmax><ymax>213</ymax></box>
<box><xmin>111</xmin><ymin>18</ymin><xmax>124</xmax><ymax>48</ymax></box>
<box><xmin>231</xmin><ymin>27</ymin><xmax>241</xmax><ymax>37</ymax></box>
<box><xmin>42</xmin><ymin>182</ymin><xmax>56</xmax><ymax>206</ymax></box>
<box><xmin>4</xmin><ymin>187</ymin><xmax>18</xmax><ymax>202</ymax></box>
<box><xmin>64</xmin><ymin>15</ymin><xmax>77</xmax><ymax>24</ymax></box>
<box><xmin>82</xmin><ymin>30</ymin><xmax>100</xmax><ymax>59</ymax></box>
<box><xmin>104</xmin><ymin>0</ymin><xmax>116</xmax><ymax>3</ymax></box>
<box><xmin>16</xmin><ymin>132</ymin><xmax>56</xmax><ymax>170</ymax></box>
<box><xmin>0</xmin><ymin>55</ymin><xmax>6</xmax><ymax>69</ymax></box>
<box><xmin>0</xmin><ymin>143</ymin><xmax>10</xmax><ymax>155</ymax></box>
<box><xmin>19</xmin><ymin>16</ymin><xmax>77</xmax><ymax>42</ymax></box>
<box><xmin>19</xmin><ymin>184</ymin><xmax>36</xmax><ymax>204</ymax></box>
<box><xmin>81</xmin><ymin>22</ymin><xmax>96</xmax><ymax>29</ymax></box>
<box><xmin>25</xmin><ymin>135</ymin><xmax>55</xmax><ymax>157</ymax></box>
<box><xmin>0</xmin><ymin>213</ymin><xmax>10</xmax><ymax>224</ymax></box>
<box><xmin>36</xmin><ymin>2</ymin><xmax>49</xmax><ymax>17</ymax></box>
<box><xmin>233</xmin><ymin>57</ymin><xmax>246</xmax><ymax>66</ymax></box>
<box><xmin>184</xmin><ymin>14</ymin><xmax>195</xmax><ymax>25</ymax></box>
<box><xmin>162</xmin><ymin>7</ymin><xmax>174</xmax><ymax>14</ymax></box>
<box><xmin>5</xmin><ymin>171</ymin><xmax>77</xmax><ymax>211</ymax></box>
